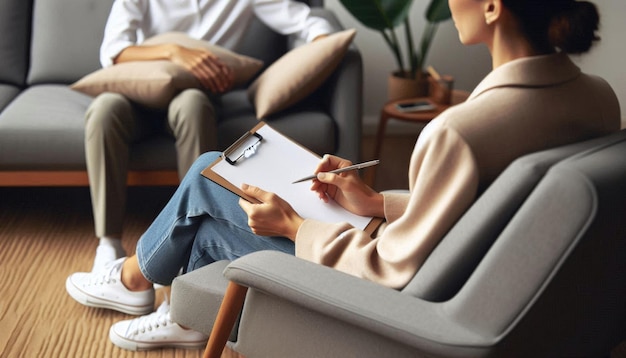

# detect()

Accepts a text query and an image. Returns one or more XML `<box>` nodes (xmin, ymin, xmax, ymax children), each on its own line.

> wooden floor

<box><xmin>0</xmin><ymin>186</ymin><xmax>245</xmax><ymax>358</ymax></box>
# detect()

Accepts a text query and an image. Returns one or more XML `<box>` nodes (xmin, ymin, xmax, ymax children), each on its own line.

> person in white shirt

<box><xmin>84</xmin><ymin>0</ymin><xmax>334</xmax><ymax>273</ymax></box>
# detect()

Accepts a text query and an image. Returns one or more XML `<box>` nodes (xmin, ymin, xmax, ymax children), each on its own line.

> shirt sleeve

<box><xmin>99</xmin><ymin>0</ymin><xmax>147</xmax><ymax>67</ymax></box>
<box><xmin>295</xmin><ymin>125</ymin><xmax>480</xmax><ymax>289</ymax></box>
<box><xmin>252</xmin><ymin>0</ymin><xmax>335</xmax><ymax>42</ymax></box>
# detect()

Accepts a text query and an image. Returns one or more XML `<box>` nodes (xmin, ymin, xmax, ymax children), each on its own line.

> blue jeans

<box><xmin>136</xmin><ymin>151</ymin><xmax>295</xmax><ymax>285</ymax></box>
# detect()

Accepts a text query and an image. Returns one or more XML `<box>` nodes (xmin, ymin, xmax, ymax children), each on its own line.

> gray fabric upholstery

<box><xmin>170</xmin><ymin>261</ymin><xmax>231</xmax><ymax>337</ymax></box>
<box><xmin>451</xmin><ymin>131</ymin><xmax>626</xmax><ymax>356</ymax></box>
<box><xmin>234</xmin><ymin>18</ymin><xmax>286</xmax><ymax>72</ymax></box>
<box><xmin>0</xmin><ymin>0</ymin><xmax>30</xmax><ymax>86</ymax></box>
<box><xmin>171</xmin><ymin>130</ymin><xmax>626</xmax><ymax>357</ymax></box>
<box><xmin>27</xmin><ymin>0</ymin><xmax>114</xmax><ymax>85</ymax></box>
<box><xmin>309</xmin><ymin>9</ymin><xmax>363</xmax><ymax>160</ymax></box>
<box><xmin>0</xmin><ymin>85</ymin><xmax>20</xmax><ymax>112</ymax></box>
<box><xmin>402</xmin><ymin>132</ymin><xmax>623</xmax><ymax>301</ymax></box>
<box><xmin>0</xmin><ymin>86</ymin><xmax>92</xmax><ymax>169</ymax></box>
<box><xmin>0</xmin><ymin>0</ymin><xmax>362</xmax><ymax>177</ymax></box>
<box><xmin>222</xmin><ymin>251</ymin><xmax>488</xmax><ymax>358</ymax></box>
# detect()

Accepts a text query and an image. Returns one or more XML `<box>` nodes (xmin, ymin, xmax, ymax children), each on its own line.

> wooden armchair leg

<box><xmin>204</xmin><ymin>282</ymin><xmax>248</xmax><ymax>358</ymax></box>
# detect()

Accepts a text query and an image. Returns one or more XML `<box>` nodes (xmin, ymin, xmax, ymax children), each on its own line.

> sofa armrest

<box><xmin>224</xmin><ymin>251</ymin><xmax>490</xmax><ymax>352</ymax></box>
<box><xmin>323</xmin><ymin>45</ymin><xmax>363</xmax><ymax>162</ymax></box>
<box><xmin>288</xmin><ymin>8</ymin><xmax>363</xmax><ymax>162</ymax></box>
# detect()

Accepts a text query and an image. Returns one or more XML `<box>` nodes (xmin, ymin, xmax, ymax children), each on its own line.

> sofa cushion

<box><xmin>27</xmin><ymin>0</ymin><xmax>114</xmax><ymax>85</ymax></box>
<box><xmin>0</xmin><ymin>85</ymin><xmax>92</xmax><ymax>169</ymax></box>
<box><xmin>0</xmin><ymin>85</ymin><xmax>180</xmax><ymax>171</ymax></box>
<box><xmin>0</xmin><ymin>0</ymin><xmax>31</xmax><ymax>86</ymax></box>
<box><xmin>247</xmin><ymin>29</ymin><xmax>356</xmax><ymax>119</ymax></box>
<box><xmin>0</xmin><ymin>85</ymin><xmax>20</xmax><ymax>112</ymax></box>
<box><xmin>70</xmin><ymin>33</ymin><xmax>264</xmax><ymax>109</ymax></box>
<box><xmin>0</xmin><ymin>86</ymin><xmax>336</xmax><ymax>170</ymax></box>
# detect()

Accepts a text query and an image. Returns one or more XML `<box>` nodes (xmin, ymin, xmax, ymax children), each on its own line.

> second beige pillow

<box><xmin>248</xmin><ymin>29</ymin><xmax>356</xmax><ymax>118</ymax></box>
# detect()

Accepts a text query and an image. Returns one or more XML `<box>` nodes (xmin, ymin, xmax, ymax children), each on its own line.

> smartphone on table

<box><xmin>395</xmin><ymin>100</ymin><xmax>436</xmax><ymax>113</ymax></box>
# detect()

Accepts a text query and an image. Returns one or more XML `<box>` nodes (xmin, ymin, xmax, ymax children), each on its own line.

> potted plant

<box><xmin>339</xmin><ymin>0</ymin><xmax>451</xmax><ymax>100</ymax></box>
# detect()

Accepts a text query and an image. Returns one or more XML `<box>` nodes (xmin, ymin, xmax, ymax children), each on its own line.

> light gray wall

<box><xmin>325</xmin><ymin>0</ymin><xmax>626</xmax><ymax>134</ymax></box>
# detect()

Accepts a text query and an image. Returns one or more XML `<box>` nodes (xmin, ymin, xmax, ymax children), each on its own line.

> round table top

<box><xmin>382</xmin><ymin>90</ymin><xmax>470</xmax><ymax>123</ymax></box>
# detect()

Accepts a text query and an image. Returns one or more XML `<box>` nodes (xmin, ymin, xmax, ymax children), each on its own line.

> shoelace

<box><xmin>87</xmin><ymin>257</ymin><xmax>124</xmax><ymax>286</ymax></box>
<box><xmin>129</xmin><ymin>302</ymin><xmax>171</xmax><ymax>335</ymax></box>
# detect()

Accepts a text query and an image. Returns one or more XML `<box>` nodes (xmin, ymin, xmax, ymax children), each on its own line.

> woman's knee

<box><xmin>189</xmin><ymin>151</ymin><xmax>222</xmax><ymax>172</ymax></box>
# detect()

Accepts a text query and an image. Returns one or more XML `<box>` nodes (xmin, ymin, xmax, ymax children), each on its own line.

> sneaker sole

<box><xmin>65</xmin><ymin>276</ymin><xmax>153</xmax><ymax>316</ymax></box>
<box><xmin>109</xmin><ymin>327</ymin><xmax>207</xmax><ymax>351</ymax></box>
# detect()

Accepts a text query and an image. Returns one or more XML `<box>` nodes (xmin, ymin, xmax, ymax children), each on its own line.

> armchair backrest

<box><xmin>444</xmin><ymin>130</ymin><xmax>626</xmax><ymax>356</ymax></box>
<box><xmin>402</xmin><ymin>132</ymin><xmax>621</xmax><ymax>301</ymax></box>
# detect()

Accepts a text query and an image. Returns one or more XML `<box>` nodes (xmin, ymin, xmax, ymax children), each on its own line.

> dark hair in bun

<box><xmin>501</xmin><ymin>0</ymin><xmax>600</xmax><ymax>54</ymax></box>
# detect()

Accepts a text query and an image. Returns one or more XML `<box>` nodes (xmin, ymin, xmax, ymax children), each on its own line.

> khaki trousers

<box><xmin>85</xmin><ymin>89</ymin><xmax>217</xmax><ymax>238</ymax></box>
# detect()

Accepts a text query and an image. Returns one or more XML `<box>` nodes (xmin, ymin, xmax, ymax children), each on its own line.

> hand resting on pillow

<box><xmin>70</xmin><ymin>33</ymin><xmax>264</xmax><ymax>109</ymax></box>
<box><xmin>115</xmin><ymin>42</ymin><xmax>234</xmax><ymax>94</ymax></box>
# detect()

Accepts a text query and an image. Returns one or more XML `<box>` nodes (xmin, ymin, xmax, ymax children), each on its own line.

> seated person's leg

<box><xmin>67</xmin><ymin>151</ymin><xmax>295</xmax><ymax>350</ymax></box>
<box><xmin>136</xmin><ymin>151</ymin><xmax>295</xmax><ymax>284</ymax></box>
<box><xmin>167</xmin><ymin>88</ymin><xmax>218</xmax><ymax>179</ymax></box>
<box><xmin>85</xmin><ymin>93</ymin><xmax>137</xmax><ymax>271</ymax></box>
<box><xmin>186</xmin><ymin>209</ymin><xmax>295</xmax><ymax>272</ymax></box>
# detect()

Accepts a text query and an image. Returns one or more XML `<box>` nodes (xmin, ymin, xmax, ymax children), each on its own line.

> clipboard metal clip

<box><xmin>222</xmin><ymin>131</ymin><xmax>263</xmax><ymax>165</ymax></box>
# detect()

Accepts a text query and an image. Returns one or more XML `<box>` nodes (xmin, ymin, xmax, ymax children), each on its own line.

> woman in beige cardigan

<box><xmin>66</xmin><ymin>0</ymin><xmax>621</xmax><ymax>351</ymax></box>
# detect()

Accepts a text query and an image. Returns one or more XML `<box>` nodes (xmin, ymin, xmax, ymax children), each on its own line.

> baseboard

<box><xmin>0</xmin><ymin>170</ymin><xmax>179</xmax><ymax>187</ymax></box>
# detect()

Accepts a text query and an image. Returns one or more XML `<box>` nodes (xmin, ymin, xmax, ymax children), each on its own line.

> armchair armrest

<box><xmin>223</xmin><ymin>251</ymin><xmax>491</xmax><ymax>354</ymax></box>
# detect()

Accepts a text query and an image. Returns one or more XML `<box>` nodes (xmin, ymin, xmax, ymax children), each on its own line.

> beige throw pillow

<box><xmin>70</xmin><ymin>32</ymin><xmax>264</xmax><ymax>109</ymax></box>
<box><xmin>247</xmin><ymin>29</ymin><xmax>357</xmax><ymax>118</ymax></box>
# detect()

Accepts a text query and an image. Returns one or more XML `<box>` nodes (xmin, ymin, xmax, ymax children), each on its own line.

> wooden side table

<box><xmin>364</xmin><ymin>90</ymin><xmax>469</xmax><ymax>187</ymax></box>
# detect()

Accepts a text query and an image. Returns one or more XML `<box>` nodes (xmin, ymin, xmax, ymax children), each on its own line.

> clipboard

<box><xmin>201</xmin><ymin>122</ymin><xmax>382</xmax><ymax>235</ymax></box>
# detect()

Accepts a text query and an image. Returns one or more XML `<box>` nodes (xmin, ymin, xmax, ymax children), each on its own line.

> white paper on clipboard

<box><xmin>202</xmin><ymin>122</ymin><xmax>379</xmax><ymax>233</ymax></box>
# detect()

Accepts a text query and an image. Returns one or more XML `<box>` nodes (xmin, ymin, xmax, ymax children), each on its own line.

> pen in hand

<box><xmin>292</xmin><ymin>159</ymin><xmax>380</xmax><ymax>184</ymax></box>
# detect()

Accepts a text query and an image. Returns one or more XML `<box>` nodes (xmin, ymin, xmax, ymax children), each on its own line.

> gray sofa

<box><xmin>0</xmin><ymin>0</ymin><xmax>361</xmax><ymax>186</ymax></box>
<box><xmin>171</xmin><ymin>129</ymin><xmax>626</xmax><ymax>357</ymax></box>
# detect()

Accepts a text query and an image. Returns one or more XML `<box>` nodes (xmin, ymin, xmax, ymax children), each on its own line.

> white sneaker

<box><xmin>66</xmin><ymin>257</ymin><xmax>155</xmax><ymax>315</ymax></box>
<box><xmin>92</xmin><ymin>244</ymin><xmax>126</xmax><ymax>272</ymax></box>
<box><xmin>109</xmin><ymin>300</ymin><xmax>208</xmax><ymax>351</ymax></box>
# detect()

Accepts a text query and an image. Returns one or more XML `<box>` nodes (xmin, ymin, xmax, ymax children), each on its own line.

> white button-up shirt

<box><xmin>100</xmin><ymin>0</ymin><xmax>334</xmax><ymax>67</ymax></box>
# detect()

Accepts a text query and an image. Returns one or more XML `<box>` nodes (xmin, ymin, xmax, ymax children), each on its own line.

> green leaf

<box><xmin>425</xmin><ymin>0</ymin><xmax>451</xmax><ymax>23</ymax></box>
<box><xmin>339</xmin><ymin>0</ymin><xmax>414</xmax><ymax>31</ymax></box>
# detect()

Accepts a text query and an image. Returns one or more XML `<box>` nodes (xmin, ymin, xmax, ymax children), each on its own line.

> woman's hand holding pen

<box><xmin>238</xmin><ymin>183</ymin><xmax>303</xmax><ymax>242</ymax></box>
<box><xmin>238</xmin><ymin>154</ymin><xmax>385</xmax><ymax>241</ymax></box>
<box><xmin>311</xmin><ymin>155</ymin><xmax>385</xmax><ymax>218</ymax></box>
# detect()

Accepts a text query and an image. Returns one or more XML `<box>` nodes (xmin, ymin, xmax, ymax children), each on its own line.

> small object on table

<box><xmin>427</xmin><ymin>66</ymin><xmax>454</xmax><ymax>105</ymax></box>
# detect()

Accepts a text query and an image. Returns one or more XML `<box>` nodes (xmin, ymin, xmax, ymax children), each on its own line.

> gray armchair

<box><xmin>171</xmin><ymin>129</ymin><xmax>626</xmax><ymax>357</ymax></box>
